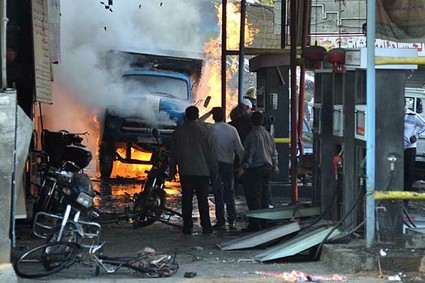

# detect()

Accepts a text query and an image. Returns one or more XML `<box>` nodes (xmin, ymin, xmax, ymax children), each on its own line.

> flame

<box><xmin>197</xmin><ymin>2</ymin><xmax>258</xmax><ymax>120</ymax></box>
<box><xmin>110</xmin><ymin>147</ymin><xmax>152</xmax><ymax>179</ymax></box>
<box><xmin>37</xmin><ymin>86</ymin><xmax>100</xmax><ymax>175</ymax></box>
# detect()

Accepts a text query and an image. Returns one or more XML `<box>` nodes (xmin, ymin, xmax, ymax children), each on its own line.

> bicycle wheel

<box><xmin>14</xmin><ymin>242</ymin><xmax>79</xmax><ymax>279</ymax></box>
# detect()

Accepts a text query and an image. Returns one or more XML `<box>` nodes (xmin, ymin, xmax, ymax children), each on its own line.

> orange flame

<box><xmin>110</xmin><ymin>147</ymin><xmax>152</xmax><ymax>179</ymax></box>
<box><xmin>197</xmin><ymin>2</ymin><xmax>258</xmax><ymax>120</ymax></box>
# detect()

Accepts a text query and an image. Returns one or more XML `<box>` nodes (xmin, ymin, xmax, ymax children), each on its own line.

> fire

<box><xmin>197</xmin><ymin>2</ymin><xmax>258</xmax><ymax>120</ymax></box>
<box><xmin>109</xmin><ymin>147</ymin><xmax>152</xmax><ymax>179</ymax></box>
<box><xmin>37</xmin><ymin>86</ymin><xmax>100</xmax><ymax>175</ymax></box>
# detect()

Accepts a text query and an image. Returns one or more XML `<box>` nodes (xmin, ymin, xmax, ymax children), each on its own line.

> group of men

<box><xmin>169</xmin><ymin>88</ymin><xmax>279</xmax><ymax>235</ymax></box>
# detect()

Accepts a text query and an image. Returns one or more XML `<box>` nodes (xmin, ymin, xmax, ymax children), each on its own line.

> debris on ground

<box><xmin>252</xmin><ymin>270</ymin><xmax>347</xmax><ymax>282</ymax></box>
<box><xmin>237</xmin><ymin>258</ymin><xmax>258</xmax><ymax>263</ymax></box>
<box><xmin>184</xmin><ymin>271</ymin><xmax>197</xmax><ymax>278</ymax></box>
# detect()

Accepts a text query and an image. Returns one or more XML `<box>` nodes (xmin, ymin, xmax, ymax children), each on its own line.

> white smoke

<box><xmin>54</xmin><ymin>0</ymin><xmax>206</xmax><ymax>112</ymax></box>
<box><xmin>40</xmin><ymin>0</ymin><xmax>216</xmax><ymax>172</ymax></box>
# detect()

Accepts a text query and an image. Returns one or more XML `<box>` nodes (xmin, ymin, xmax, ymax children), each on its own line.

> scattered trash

<box><xmin>388</xmin><ymin>274</ymin><xmax>401</xmax><ymax>281</ymax></box>
<box><xmin>379</xmin><ymin>249</ymin><xmax>387</xmax><ymax>256</ymax></box>
<box><xmin>193</xmin><ymin>246</ymin><xmax>203</xmax><ymax>251</ymax></box>
<box><xmin>137</xmin><ymin>247</ymin><xmax>156</xmax><ymax>257</ymax></box>
<box><xmin>184</xmin><ymin>271</ymin><xmax>197</xmax><ymax>278</ymax></box>
<box><xmin>252</xmin><ymin>270</ymin><xmax>347</xmax><ymax>282</ymax></box>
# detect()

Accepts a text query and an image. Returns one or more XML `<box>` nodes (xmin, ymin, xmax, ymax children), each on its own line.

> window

<box><xmin>123</xmin><ymin>75</ymin><xmax>188</xmax><ymax>100</ymax></box>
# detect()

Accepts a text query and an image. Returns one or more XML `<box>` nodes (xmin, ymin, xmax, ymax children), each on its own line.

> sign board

<box><xmin>32</xmin><ymin>0</ymin><xmax>52</xmax><ymax>104</ymax></box>
<box><xmin>49</xmin><ymin>0</ymin><xmax>60</xmax><ymax>64</ymax></box>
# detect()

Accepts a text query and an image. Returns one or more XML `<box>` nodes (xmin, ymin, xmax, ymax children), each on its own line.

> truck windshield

<box><xmin>123</xmin><ymin>75</ymin><xmax>188</xmax><ymax>100</ymax></box>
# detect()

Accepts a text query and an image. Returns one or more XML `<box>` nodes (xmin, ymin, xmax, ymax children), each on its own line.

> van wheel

<box><xmin>99</xmin><ymin>143</ymin><xmax>115</xmax><ymax>179</ymax></box>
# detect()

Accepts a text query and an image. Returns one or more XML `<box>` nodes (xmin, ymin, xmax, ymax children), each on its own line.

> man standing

<box><xmin>404</xmin><ymin>104</ymin><xmax>425</xmax><ymax>193</ymax></box>
<box><xmin>170</xmin><ymin>106</ymin><xmax>218</xmax><ymax>234</ymax></box>
<box><xmin>237</xmin><ymin>111</ymin><xmax>279</xmax><ymax>231</ymax></box>
<box><xmin>210</xmin><ymin>107</ymin><xmax>244</xmax><ymax>230</ymax></box>
<box><xmin>229</xmin><ymin>98</ymin><xmax>253</xmax><ymax>144</ymax></box>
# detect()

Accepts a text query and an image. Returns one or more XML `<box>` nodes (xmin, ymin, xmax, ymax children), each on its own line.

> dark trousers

<box><xmin>241</xmin><ymin>165</ymin><xmax>273</xmax><ymax>229</ymax></box>
<box><xmin>180</xmin><ymin>176</ymin><xmax>211</xmax><ymax>231</ymax></box>
<box><xmin>212</xmin><ymin>162</ymin><xmax>236</xmax><ymax>225</ymax></box>
<box><xmin>404</xmin><ymin>148</ymin><xmax>416</xmax><ymax>192</ymax></box>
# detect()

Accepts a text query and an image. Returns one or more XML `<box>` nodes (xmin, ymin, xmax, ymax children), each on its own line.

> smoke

<box><xmin>53</xmin><ymin>0</ymin><xmax>206</xmax><ymax>112</ymax></box>
<box><xmin>40</xmin><ymin>0</ymin><xmax>217</xmax><ymax>172</ymax></box>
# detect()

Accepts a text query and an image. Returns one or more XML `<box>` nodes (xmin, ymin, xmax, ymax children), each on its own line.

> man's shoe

<box><xmin>202</xmin><ymin>227</ymin><xmax>213</xmax><ymax>234</ymax></box>
<box><xmin>182</xmin><ymin>228</ymin><xmax>192</xmax><ymax>235</ymax></box>
<box><xmin>212</xmin><ymin>223</ymin><xmax>225</xmax><ymax>230</ymax></box>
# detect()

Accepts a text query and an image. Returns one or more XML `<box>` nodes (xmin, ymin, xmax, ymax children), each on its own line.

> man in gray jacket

<box><xmin>237</xmin><ymin>111</ymin><xmax>279</xmax><ymax>231</ymax></box>
<box><xmin>210</xmin><ymin>107</ymin><xmax>244</xmax><ymax>230</ymax></box>
<box><xmin>170</xmin><ymin>106</ymin><xmax>218</xmax><ymax>234</ymax></box>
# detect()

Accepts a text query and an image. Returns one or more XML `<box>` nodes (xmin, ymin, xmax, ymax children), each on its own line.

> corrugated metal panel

<box><xmin>217</xmin><ymin>222</ymin><xmax>300</xmax><ymax>250</ymax></box>
<box><xmin>244</xmin><ymin>206</ymin><xmax>320</xmax><ymax>220</ymax></box>
<box><xmin>253</xmin><ymin>226</ymin><xmax>341</xmax><ymax>262</ymax></box>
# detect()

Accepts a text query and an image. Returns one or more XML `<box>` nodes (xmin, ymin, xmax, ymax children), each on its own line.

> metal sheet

<box><xmin>253</xmin><ymin>226</ymin><xmax>341</xmax><ymax>262</ymax></box>
<box><xmin>217</xmin><ymin>222</ymin><xmax>300</xmax><ymax>251</ymax></box>
<box><xmin>244</xmin><ymin>206</ymin><xmax>320</xmax><ymax>220</ymax></box>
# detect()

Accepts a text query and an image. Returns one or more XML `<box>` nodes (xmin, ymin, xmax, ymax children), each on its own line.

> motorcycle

<box><xmin>131</xmin><ymin>129</ymin><xmax>182</xmax><ymax>228</ymax></box>
<box><xmin>32</xmin><ymin>129</ymin><xmax>98</xmax><ymax>239</ymax></box>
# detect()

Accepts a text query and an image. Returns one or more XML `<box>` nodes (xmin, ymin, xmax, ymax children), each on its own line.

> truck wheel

<box><xmin>99</xmin><ymin>143</ymin><xmax>115</xmax><ymax>179</ymax></box>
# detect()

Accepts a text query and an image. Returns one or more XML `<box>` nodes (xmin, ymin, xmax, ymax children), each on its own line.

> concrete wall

<box><xmin>0</xmin><ymin>90</ymin><xmax>16</xmax><ymax>263</ymax></box>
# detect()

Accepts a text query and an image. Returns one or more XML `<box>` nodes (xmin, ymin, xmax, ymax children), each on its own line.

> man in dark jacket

<box><xmin>170</xmin><ymin>106</ymin><xmax>218</xmax><ymax>234</ymax></box>
<box><xmin>229</xmin><ymin>98</ymin><xmax>252</xmax><ymax>144</ymax></box>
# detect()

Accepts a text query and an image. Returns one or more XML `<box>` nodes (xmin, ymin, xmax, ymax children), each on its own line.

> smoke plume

<box><xmin>40</xmin><ymin>0</ymin><xmax>217</xmax><ymax>171</ymax></box>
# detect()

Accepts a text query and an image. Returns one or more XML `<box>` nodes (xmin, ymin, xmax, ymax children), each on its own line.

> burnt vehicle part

<box><xmin>99</xmin><ymin>50</ymin><xmax>203</xmax><ymax>179</ymax></box>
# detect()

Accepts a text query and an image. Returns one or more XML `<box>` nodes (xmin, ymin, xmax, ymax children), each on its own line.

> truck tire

<box><xmin>99</xmin><ymin>143</ymin><xmax>115</xmax><ymax>179</ymax></box>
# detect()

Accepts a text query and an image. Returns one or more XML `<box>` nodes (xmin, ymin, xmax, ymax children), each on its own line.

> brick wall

<box><xmin>247</xmin><ymin>4</ymin><xmax>282</xmax><ymax>49</ymax></box>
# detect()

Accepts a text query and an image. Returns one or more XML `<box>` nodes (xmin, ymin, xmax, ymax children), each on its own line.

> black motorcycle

<box><xmin>32</xmin><ymin>130</ymin><xmax>96</xmax><ymax>224</ymax></box>
<box><xmin>131</xmin><ymin>129</ymin><xmax>182</xmax><ymax>228</ymax></box>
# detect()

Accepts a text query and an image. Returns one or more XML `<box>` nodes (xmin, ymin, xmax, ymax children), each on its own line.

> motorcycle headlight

<box><xmin>76</xmin><ymin>192</ymin><xmax>93</xmax><ymax>208</ymax></box>
<box><xmin>71</xmin><ymin>173</ymin><xmax>95</xmax><ymax>197</ymax></box>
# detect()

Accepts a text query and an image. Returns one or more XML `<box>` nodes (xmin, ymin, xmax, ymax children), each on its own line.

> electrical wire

<box><xmin>300</xmin><ymin>174</ymin><xmax>341</xmax><ymax>230</ymax></box>
<box><xmin>314</xmin><ymin>185</ymin><xmax>364</xmax><ymax>260</ymax></box>
<box><xmin>403</xmin><ymin>206</ymin><xmax>416</xmax><ymax>228</ymax></box>
<box><xmin>326</xmin><ymin>219</ymin><xmax>365</xmax><ymax>242</ymax></box>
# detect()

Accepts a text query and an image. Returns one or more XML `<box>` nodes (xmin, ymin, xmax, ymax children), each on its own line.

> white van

<box><xmin>405</xmin><ymin>88</ymin><xmax>425</xmax><ymax>156</ymax></box>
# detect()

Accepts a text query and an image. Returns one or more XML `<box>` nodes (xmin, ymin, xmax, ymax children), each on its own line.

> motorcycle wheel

<box><xmin>132</xmin><ymin>189</ymin><xmax>166</xmax><ymax>228</ymax></box>
<box><xmin>99</xmin><ymin>142</ymin><xmax>114</xmax><ymax>179</ymax></box>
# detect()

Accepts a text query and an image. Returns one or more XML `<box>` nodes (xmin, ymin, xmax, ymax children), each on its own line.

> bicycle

<box><xmin>14</xmin><ymin>240</ymin><xmax>179</xmax><ymax>279</ymax></box>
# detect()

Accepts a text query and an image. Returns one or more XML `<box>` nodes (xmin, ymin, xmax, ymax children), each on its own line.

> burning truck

<box><xmin>99</xmin><ymin>50</ymin><xmax>204</xmax><ymax>179</ymax></box>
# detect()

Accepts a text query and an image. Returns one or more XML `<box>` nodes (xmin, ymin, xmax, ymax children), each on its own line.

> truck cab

<box><xmin>99</xmin><ymin>50</ymin><xmax>202</xmax><ymax>179</ymax></box>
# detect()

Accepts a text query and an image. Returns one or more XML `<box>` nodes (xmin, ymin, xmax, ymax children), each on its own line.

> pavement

<box><xmin>4</xmin><ymin>178</ymin><xmax>425</xmax><ymax>282</ymax></box>
<box><xmin>6</xmin><ymin>215</ymin><xmax>425</xmax><ymax>282</ymax></box>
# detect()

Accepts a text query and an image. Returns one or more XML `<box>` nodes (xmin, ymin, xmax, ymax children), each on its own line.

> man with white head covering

<box><xmin>229</xmin><ymin>98</ymin><xmax>252</xmax><ymax>144</ymax></box>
